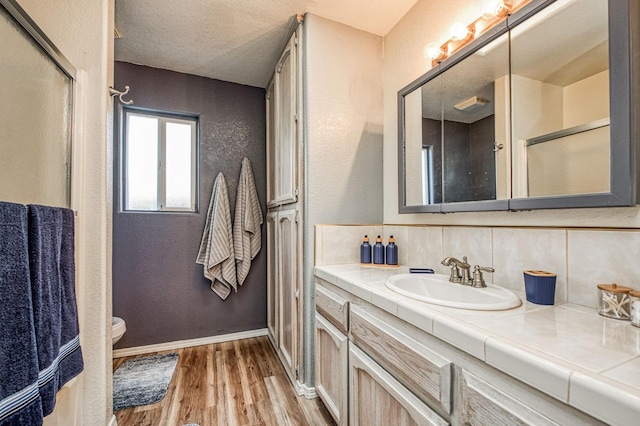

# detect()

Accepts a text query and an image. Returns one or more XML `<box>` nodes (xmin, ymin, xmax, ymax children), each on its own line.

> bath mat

<box><xmin>113</xmin><ymin>353</ymin><xmax>179</xmax><ymax>411</ymax></box>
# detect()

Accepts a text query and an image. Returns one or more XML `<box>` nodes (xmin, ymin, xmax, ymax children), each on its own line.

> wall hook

<box><xmin>108</xmin><ymin>85</ymin><xmax>133</xmax><ymax>105</ymax></box>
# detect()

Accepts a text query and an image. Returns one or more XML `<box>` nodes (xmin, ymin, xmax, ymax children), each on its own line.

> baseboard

<box><xmin>112</xmin><ymin>328</ymin><xmax>268</xmax><ymax>358</ymax></box>
<box><xmin>269</xmin><ymin>343</ymin><xmax>318</xmax><ymax>400</ymax></box>
<box><xmin>299</xmin><ymin>383</ymin><xmax>318</xmax><ymax>399</ymax></box>
<box><xmin>108</xmin><ymin>414</ymin><xmax>117</xmax><ymax>426</ymax></box>
<box><xmin>289</xmin><ymin>371</ymin><xmax>316</xmax><ymax>399</ymax></box>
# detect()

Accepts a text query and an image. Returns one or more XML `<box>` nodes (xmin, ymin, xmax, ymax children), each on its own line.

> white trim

<box><xmin>300</xmin><ymin>383</ymin><xmax>317</xmax><ymax>399</ymax></box>
<box><xmin>107</xmin><ymin>414</ymin><xmax>117</xmax><ymax>426</ymax></box>
<box><xmin>112</xmin><ymin>328</ymin><xmax>268</xmax><ymax>358</ymax></box>
<box><xmin>271</xmin><ymin>341</ymin><xmax>317</xmax><ymax>399</ymax></box>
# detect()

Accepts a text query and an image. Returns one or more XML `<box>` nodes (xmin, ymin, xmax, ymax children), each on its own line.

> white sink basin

<box><xmin>385</xmin><ymin>273</ymin><xmax>521</xmax><ymax>310</ymax></box>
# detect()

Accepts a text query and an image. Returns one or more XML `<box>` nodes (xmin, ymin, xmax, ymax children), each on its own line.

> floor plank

<box><xmin>114</xmin><ymin>336</ymin><xmax>335</xmax><ymax>426</ymax></box>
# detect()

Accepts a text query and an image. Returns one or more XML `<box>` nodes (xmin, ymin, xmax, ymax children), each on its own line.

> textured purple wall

<box><xmin>113</xmin><ymin>62</ymin><xmax>266</xmax><ymax>348</ymax></box>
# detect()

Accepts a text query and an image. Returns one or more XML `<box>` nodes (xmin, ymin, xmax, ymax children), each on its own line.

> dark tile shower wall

<box><xmin>469</xmin><ymin>115</ymin><xmax>496</xmax><ymax>201</ymax></box>
<box><xmin>423</xmin><ymin>115</ymin><xmax>496</xmax><ymax>204</ymax></box>
<box><xmin>112</xmin><ymin>62</ymin><xmax>266</xmax><ymax>348</ymax></box>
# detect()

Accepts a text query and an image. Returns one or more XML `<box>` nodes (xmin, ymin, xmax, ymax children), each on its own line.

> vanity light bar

<box><xmin>428</xmin><ymin>0</ymin><xmax>532</xmax><ymax>67</ymax></box>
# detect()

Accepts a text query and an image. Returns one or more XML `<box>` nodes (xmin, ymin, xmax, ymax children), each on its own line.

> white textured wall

<box><xmin>303</xmin><ymin>14</ymin><xmax>383</xmax><ymax>384</ymax></box>
<box><xmin>15</xmin><ymin>0</ymin><xmax>114</xmax><ymax>425</ymax></box>
<box><xmin>305</xmin><ymin>14</ymin><xmax>384</xmax><ymax>227</ymax></box>
<box><xmin>563</xmin><ymin>70</ymin><xmax>609</xmax><ymax>127</ymax></box>
<box><xmin>383</xmin><ymin>0</ymin><xmax>640</xmax><ymax>228</ymax></box>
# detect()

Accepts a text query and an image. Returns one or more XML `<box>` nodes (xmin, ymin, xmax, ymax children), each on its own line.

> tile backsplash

<box><xmin>315</xmin><ymin>224</ymin><xmax>640</xmax><ymax>309</ymax></box>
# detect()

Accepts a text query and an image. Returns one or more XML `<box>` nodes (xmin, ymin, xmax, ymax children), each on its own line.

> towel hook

<box><xmin>108</xmin><ymin>85</ymin><xmax>133</xmax><ymax>105</ymax></box>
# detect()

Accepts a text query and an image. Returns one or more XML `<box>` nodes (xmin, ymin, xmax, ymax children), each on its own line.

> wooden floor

<box><xmin>113</xmin><ymin>336</ymin><xmax>335</xmax><ymax>426</ymax></box>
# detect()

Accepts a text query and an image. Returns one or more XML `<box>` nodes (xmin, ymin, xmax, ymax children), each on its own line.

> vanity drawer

<box><xmin>350</xmin><ymin>306</ymin><xmax>452</xmax><ymax>414</ymax></box>
<box><xmin>459</xmin><ymin>370</ymin><xmax>559</xmax><ymax>426</ymax></box>
<box><xmin>315</xmin><ymin>284</ymin><xmax>349</xmax><ymax>333</ymax></box>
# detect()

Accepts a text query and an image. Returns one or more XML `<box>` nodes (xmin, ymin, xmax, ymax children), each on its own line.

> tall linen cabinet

<box><xmin>266</xmin><ymin>14</ymin><xmax>384</xmax><ymax>396</ymax></box>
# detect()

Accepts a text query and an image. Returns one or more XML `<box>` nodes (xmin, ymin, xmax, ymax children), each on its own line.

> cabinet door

<box><xmin>266</xmin><ymin>211</ymin><xmax>278</xmax><ymax>346</ymax></box>
<box><xmin>349</xmin><ymin>343</ymin><xmax>448</xmax><ymax>426</ymax></box>
<box><xmin>350</xmin><ymin>306</ymin><xmax>452</xmax><ymax>414</ymax></box>
<box><xmin>277</xmin><ymin>208</ymin><xmax>299</xmax><ymax>377</ymax></box>
<box><xmin>266</xmin><ymin>80</ymin><xmax>276</xmax><ymax>204</ymax></box>
<box><xmin>459</xmin><ymin>370</ymin><xmax>559</xmax><ymax>426</ymax></box>
<box><xmin>315</xmin><ymin>313</ymin><xmax>348</xmax><ymax>426</ymax></box>
<box><xmin>271</xmin><ymin>31</ymin><xmax>298</xmax><ymax>206</ymax></box>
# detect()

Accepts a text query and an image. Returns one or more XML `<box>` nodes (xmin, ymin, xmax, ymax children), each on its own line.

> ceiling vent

<box><xmin>454</xmin><ymin>96</ymin><xmax>489</xmax><ymax>111</ymax></box>
<box><xmin>114</xmin><ymin>27</ymin><xmax>122</xmax><ymax>39</ymax></box>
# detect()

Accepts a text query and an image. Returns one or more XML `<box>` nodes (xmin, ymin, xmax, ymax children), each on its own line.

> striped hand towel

<box><xmin>196</xmin><ymin>173</ymin><xmax>237</xmax><ymax>299</ymax></box>
<box><xmin>233</xmin><ymin>157</ymin><xmax>264</xmax><ymax>286</ymax></box>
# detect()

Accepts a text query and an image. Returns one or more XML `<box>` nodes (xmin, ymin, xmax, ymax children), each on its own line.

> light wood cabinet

<box><xmin>268</xmin><ymin>30</ymin><xmax>298</xmax><ymax>207</ymax></box>
<box><xmin>266</xmin><ymin>80</ymin><xmax>276</xmax><ymax>205</ymax></box>
<box><xmin>315</xmin><ymin>285</ymin><xmax>349</xmax><ymax>333</ymax></box>
<box><xmin>350</xmin><ymin>306</ymin><xmax>452</xmax><ymax>415</ymax></box>
<box><xmin>458</xmin><ymin>370</ymin><xmax>559</xmax><ymax>426</ymax></box>
<box><xmin>276</xmin><ymin>208</ymin><xmax>299</xmax><ymax>378</ymax></box>
<box><xmin>349</xmin><ymin>343</ymin><xmax>448</xmax><ymax>426</ymax></box>
<box><xmin>267</xmin><ymin>208</ymin><xmax>300</xmax><ymax>383</ymax></box>
<box><xmin>266</xmin><ymin>211</ymin><xmax>278</xmax><ymax>346</ymax></box>
<box><xmin>315</xmin><ymin>313</ymin><xmax>348</xmax><ymax>425</ymax></box>
<box><xmin>267</xmin><ymin>25</ymin><xmax>304</xmax><ymax>391</ymax></box>
<box><xmin>313</xmin><ymin>278</ymin><xmax>603</xmax><ymax>425</ymax></box>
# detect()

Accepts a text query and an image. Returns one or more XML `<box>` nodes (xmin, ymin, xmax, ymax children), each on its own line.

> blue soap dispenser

<box><xmin>373</xmin><ymin>235</ymin><xmax>385</xmax><ymax>264</ymax></box>
<box><xmin>386</xmin><ymin>235</ymin><xmax>398</xmax><ymax>265</ymax></box>
<box><xmin>360</xmin><ymin>235</ymin><xmax>372</xmax><ymax>264</ymax></box>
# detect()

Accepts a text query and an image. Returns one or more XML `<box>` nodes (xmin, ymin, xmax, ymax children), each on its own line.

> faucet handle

<box><xmin>449</xmin><ymin>264</ymin><xmax>462</xmax><ymax>283</ymax></box>
<box><xmin>472</xmin><ymin>265</ymin><xmax>494</xmax><ymax>288</ymax></box>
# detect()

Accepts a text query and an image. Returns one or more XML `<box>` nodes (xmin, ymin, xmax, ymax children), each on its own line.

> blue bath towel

<box><xmin>27</xmin><ymin>205</ymin><xmax>83</xmax><ymax>417</ymax></box>
<box><xmin>0</xmin><ymin>202</ymin><xmax>44</xmax><ymax>426</ymax></box>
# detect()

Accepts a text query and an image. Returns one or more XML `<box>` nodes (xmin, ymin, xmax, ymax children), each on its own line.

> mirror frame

<box><xmin>397</xmin><ymin>0</ymin><xmax>639</xmax><ymax>214</ymax></box>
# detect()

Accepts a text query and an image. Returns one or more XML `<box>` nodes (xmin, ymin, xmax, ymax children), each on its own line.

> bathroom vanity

<box><xmin>314</xmin><ymin>265</ymin><xmax>640</xmax><ymax>426</ymax></box>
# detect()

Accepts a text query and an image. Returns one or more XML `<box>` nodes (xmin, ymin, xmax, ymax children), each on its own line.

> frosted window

<box><xmin>0</xmin><ymin>5</ymin><xmax>73</xmax><ymax>208</ymax></box>
<box><xmin>165</xmin><ymin>122</ymin><xmax>192</xmax><ymax>209</ymax></box>
<box><xmin>123</xmin><ymin>110</ymin><xmax>197</xmax><ymax>212</ymax></box>
<box><xmin>125</xmin><ymin>115</ymin><xmax>159</xmax><ymax>210</ymax></box>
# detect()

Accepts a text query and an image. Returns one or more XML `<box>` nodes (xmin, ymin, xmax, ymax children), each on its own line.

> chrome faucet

<box><xmin>441</xmin><ymin>256</ymin><xmax>472</xmax><ymax>285</ymax></box>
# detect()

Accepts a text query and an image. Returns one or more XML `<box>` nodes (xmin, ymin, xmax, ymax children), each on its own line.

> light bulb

<box><xmin>482</xmin><ymin>0</ymin><xmax>510</xmax><ymax>19</ymax></box>
<box><xmin>449</xmin><ymin>22</ymin><xmax>471</xmax><ymax>41</ymax></box>
<box><xmin>425</xmin><ymin>43</ymin><xmax>445</xmax><ymax>61</ymax></box>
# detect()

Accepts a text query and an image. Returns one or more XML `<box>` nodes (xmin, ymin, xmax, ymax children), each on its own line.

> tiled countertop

<box><xmin>315</xmin><ymin>264</ymin><xmax>640</xmax><ymax>426</ymax></box>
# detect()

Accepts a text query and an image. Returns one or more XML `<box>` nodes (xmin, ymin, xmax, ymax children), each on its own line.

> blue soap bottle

<box><xmin>360</xmin><ymin>235</ymin><xmax>372</xmax><ymax>264</ymax></box>
<box><xmin>386</xmin><ymin>235</ymin><xmax>398</xmax><ymax>265</ymax></box>
<box><xmin>373</xmin><ymin>235</ymin><xmax>385</xmax><ymax>264</ymax></box>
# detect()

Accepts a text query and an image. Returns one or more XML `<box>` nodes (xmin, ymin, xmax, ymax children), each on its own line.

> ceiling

<box><xmin>114</xmin><ymin>0</ymin><xmax>418</xmax><ymax>88</ymax></box>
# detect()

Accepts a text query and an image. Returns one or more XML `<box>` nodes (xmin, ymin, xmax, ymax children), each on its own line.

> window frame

<box><xmin>122</xmin><ymin>107</ymin><xmax>199</xmax><ymax>213</ymax></box>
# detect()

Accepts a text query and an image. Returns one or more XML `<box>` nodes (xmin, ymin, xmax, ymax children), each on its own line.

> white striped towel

<box><xmin>233</xmin><ymin>157</ymin><xmax>264</xmax><ymax>286</ymax></box>
<box><xmin>196</xmin><ymin>173</ymin><xmax>237</xmax><ymax>300</ymax></box>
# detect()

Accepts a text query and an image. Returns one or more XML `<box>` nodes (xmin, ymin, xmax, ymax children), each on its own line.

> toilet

<box><xmin>112</xmin><ymin>316</ymin><xmax>126</xmax><ymax>345</ymax></box>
